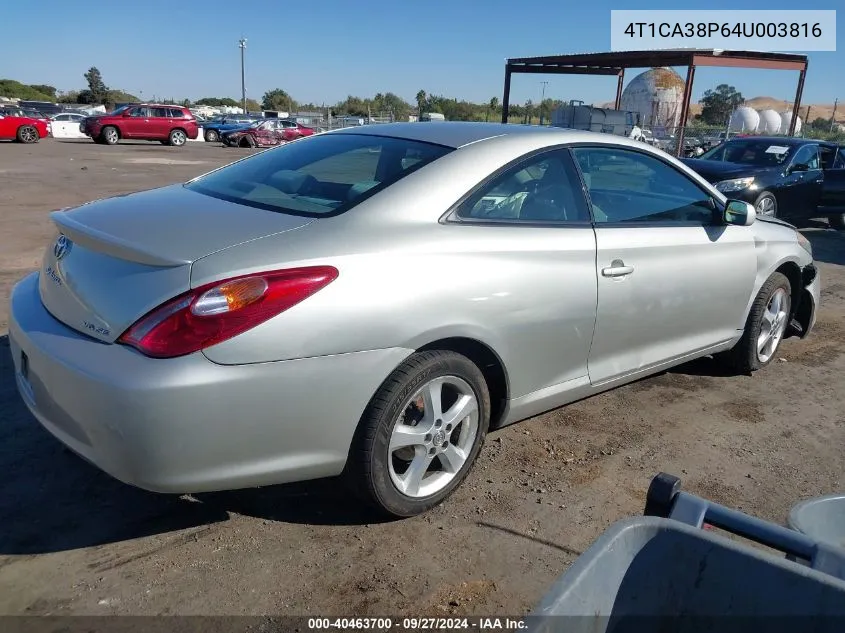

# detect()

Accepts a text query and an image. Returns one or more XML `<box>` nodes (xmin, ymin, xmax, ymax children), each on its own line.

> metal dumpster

<box><xmin>527</xmin><ymin>473</ymin><xmax>845</xmax><ymax>633</ymax></box>
<box><xmin>789</xmin><ymin>493</ymin><xmax>845</xmax><ymax>551</ymax></box>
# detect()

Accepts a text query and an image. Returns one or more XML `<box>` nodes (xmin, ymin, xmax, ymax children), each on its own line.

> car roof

<box><xmin>329</xmin><ymin>122</ymin><xmax>570</xmax><ymax>149</ymax></box>
<box><xmin>726</xmin><ymin>135</ymin><xmax>836</xmax><ymax>148</ymax></box>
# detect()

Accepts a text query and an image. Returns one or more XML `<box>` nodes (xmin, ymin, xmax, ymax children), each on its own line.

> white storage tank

<box><xmin>781</xmin><ymin>111</ymin><xmax>803</xmax><ymax>135</ymax></box>
<box><xmin>757</xmin><ymin>109</ymin><xmax>782</xmax><ymax>134</ymax></box>
<box><xmin>620</xmin><ymin>67</ymin><xmax>685</xmax><ymax>130</ymax></box>
<box><xmin>729</xmin><ymin>106</ymin><xmax>760</xmax><ymax>133</ymax></box>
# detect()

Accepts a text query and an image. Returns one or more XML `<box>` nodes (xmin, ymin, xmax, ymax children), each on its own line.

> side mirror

<box><xmin>723</xmin><ymin>199</ymin><xmax>756</xmax><ymax>226</ymax></box>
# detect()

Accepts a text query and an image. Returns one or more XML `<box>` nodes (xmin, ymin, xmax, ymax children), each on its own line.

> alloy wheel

<box><xmin>756</xmin><ymin>195</ymin><xmax>776</xmax><ymax>217</ymax></box>
<box><xmin>388</xmin><ymin>376</ymin><xmax>479</xmax><ymax>498</ymax></box>
<box><xmin>757</xmin><ymin>287</ymin><xmax>790</xmax><ymax>363</ymax></box>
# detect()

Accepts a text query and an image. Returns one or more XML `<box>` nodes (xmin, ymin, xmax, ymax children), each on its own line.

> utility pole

<box><xmin>539</xmin><ymin>81</ymin><xmax>548</xmax><ymax>125</ymax></box>
<box><xmin>830</xmin><ymin>98</ymin><xmax>839</xmax><ymax>133</ymax></box>
<box><xmin>238</xmin><ymin>38</ymin><xmax>247</xmax><ymax>114</ymax></box>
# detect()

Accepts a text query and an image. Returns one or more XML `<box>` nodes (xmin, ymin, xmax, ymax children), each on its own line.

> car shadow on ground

<box><xmin>799</xmin><ymin>224</ymin><xmax>845</xmax><ymax>266</ymax></box>
<box><xmin>0</xmin><ymin>335</ymin><xmax>381</xmax><ymax>555</ymax></box>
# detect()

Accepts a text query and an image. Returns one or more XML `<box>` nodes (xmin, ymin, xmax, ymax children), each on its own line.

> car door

<box><xmin>448</xmin><ymin>148</ymin><xmax>598</xmax><ymax>408</ymax></box>
<box><xmin>571</xmin><ymin>145</ymin><xmax>757</xmax><ymax>386</ymax></box>
<box><xmin>818</xmin><ymin>146</ymin><xmax>845</xmax><ymax>214</ymax></box>
<box><xmin>148</xmin><ymin>107</ymin><xmax>172</xmax><ymax>139</ymax></box>
<box><xmin>0</xmin><ymin>114</ymin><xmax>13</xmax><ymax>139</ymax></box>
<box><xmin>122</xmin><ymin>106</ymin><xmax>150</xmax><ymax>138</ymax></box>
<box><xmin>779</xmin><ymin>144</ymin><xmax>823</xmax><ymax>218</ymax></box>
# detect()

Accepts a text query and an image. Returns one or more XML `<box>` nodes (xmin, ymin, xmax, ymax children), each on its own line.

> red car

<box><xmin>82</xmin><ymin>103</ymin><xmax>199</xmax><ymax>147</ymax></box>
<box><xmin>0</xmin><ymin>112</ymin><xmax>50</xmax><ymax>143</ymax></box>
<box><xmin>222</xmin><ymin>118</ymin><xmax>315</xmax><ymax>148</ymax></box>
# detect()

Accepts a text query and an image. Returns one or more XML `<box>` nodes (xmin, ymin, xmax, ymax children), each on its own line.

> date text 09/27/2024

<box><xmin>307</xmin><ymin>617</ymin><xmax>527</xmax><ymax>630</ymax></box>
<box><xmin>623</xmin><ymin>22</ymin><xmax>822</xmax><ymax>39</ymax></box>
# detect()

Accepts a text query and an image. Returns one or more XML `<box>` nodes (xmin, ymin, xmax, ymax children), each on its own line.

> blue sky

<box><xmin>3</xmin><ymin>0</ymin><xmax>841</xmax><ymax>107</ymax></box>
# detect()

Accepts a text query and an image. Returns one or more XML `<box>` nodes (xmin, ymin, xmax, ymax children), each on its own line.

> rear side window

<box><xmin>186</xmin><ymin>133</ymin><xmax>451</xmax><ymax>217</ymax></box>
<box><xmin>167</xmin><ymin>108</ymin><xmax>185</xmax><ymax>118</ymax></box>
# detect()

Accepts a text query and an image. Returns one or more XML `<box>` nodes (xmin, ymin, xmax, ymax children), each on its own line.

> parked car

<box><xmin>201</xmin><ymin>115</ymin><xmax>260</xmax><ymax>142</ymax></box>
<box><xmin>222</xmin><ymin>118</ymin><xmax>315</xmax><ymax>147</ymax></box>
<box><xmin>9</xmin><ymin>123</ymin><xmax>819</xmax><ymax>518</ymax></box>
<box><xmin>49</xmin><ymin>112</ymin><xmax>88</xmax><ymax>139</ymax></box>
<box><xmin>682</xmin><ymin>136</ymin><xmax>845</xmax><ymax>228</ymax></box>
<box><xmin>82</xmin><ymin>104</ymin><xmax>199</xmax><ymax>146</ymax></box>
<box><xmin>0</xmin><ymin>111</ymin><xmax>50</xmax><ymax>143</ymax></box>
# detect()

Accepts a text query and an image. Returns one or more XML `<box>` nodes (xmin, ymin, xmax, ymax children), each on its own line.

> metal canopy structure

<box><xmin>501</xmin><ymin>49</ymin><xmax>809</xmax><ymax>156</ymax></box>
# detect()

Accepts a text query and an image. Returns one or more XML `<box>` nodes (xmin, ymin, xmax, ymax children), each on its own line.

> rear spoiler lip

<box><xmin>50</xmin><ymin>211</ymin><xmax>190</xmax><ymax>267</ymax></box>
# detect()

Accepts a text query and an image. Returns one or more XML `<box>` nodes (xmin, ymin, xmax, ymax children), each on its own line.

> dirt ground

<box><xmin>1</xmin><ymin>139</ymin><xmax>844</xmax><ymax>617</ymax></box>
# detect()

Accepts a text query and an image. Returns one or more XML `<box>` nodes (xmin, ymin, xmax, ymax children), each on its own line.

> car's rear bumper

<box><xmin>9</xmin><ymin>272</ymin><xmax>412</xmax><ymax>494</ymax></box>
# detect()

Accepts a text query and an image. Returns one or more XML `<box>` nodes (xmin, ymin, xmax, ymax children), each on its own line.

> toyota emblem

<box><xmin>53</xmin><ymin>235</ymin><xmax>72</xmax><ymax>260</ymax></box>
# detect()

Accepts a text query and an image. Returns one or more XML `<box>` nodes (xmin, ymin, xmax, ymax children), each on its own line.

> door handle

<box><xmin>602</xmin><ymin>260</ymin><xmax>634</xmax><ymax>277</ymax></box>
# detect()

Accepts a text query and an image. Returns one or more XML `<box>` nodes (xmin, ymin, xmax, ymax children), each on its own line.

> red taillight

<box><xmin>118</xmin><ymin>266</ymin><xmax>338</xmax><ymax>358</ymax></box>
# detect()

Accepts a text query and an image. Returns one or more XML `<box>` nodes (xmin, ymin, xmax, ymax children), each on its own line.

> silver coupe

<box><xmin>9</xmin><ymin>122</ymin><xmax>820</xmax><ymax>517</ymax></box>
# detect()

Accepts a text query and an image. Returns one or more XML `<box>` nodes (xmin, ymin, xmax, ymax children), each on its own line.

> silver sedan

<box><xmin>9</xmin><ymin>122</ymin><xmax>820</xmax><ymax>517</ymax></box>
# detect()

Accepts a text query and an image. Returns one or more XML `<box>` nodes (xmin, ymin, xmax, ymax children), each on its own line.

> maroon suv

<box><xmin>83</xmin><ymin>104</ymin><xmax>199</xmax><ymax>147</ymax></box>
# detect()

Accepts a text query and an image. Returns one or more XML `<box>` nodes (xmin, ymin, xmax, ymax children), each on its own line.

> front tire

<box><xmin>101</xmin><ymin>126</ymin><xmax>119</xmax><ymax>145</ymax></box>
<box><xmin>346</xmin><ymin>350</ymin><xmax>491</xmax><ymax>518</ymax></box>
<box><xmin>168</xmin><ymin>129</ymin><xmax>187</xmax><ymax>147</ymax></box>
<box><xmin>754</xmin><ymin>191</ymin><xmax>778</xmax><ymax>218</ymax></box>
<box><xmin>720</xmin><ymin>272</ymin><xmax>792</xmax><ymax>374</ymax></box>
<box><xmin>204</xmin><ymin>129</ymin><xmax>219</xmax><ymax>143</ymax></box>
<box><xmin>16</xmin><ymin>126</ymin><xmax>39</xmax><ymax>143</ymax></box>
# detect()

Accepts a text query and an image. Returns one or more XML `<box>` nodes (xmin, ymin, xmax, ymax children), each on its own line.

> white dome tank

<box><xmin>781</xmin><ymin>111</ymin><xmax>803</xmax><ymax>135</ymax></box>
<box><xmin>729</xmin><ymin>106</ymin><xmax>760</xmax><ymax>133</ymax></box>
<box><xmin>757</xmin><ymin>109</ymin><xmax>782</xmax><ymax>134</ymax></box>
<box><xmin>620</xmin><ymin>67</ymin><xmax>685</xmax><ymax>130</ymax></box>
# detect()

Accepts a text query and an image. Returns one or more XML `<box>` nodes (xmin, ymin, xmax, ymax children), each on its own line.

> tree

<box><xmin>195</xmin><ymin>97</ymin><xmax>239</xmax><ymax>107</ymax></box>
<box><xmin>699</xmin><ymin>84</ymin><xmax>744</xmax><ymax>125</ymax></box>
<box><xmin>262</xmin><ymin>88</ymin><xmax>295</xmax><ymax>112</ymax></box>
<box><xmin>0</xmin><ymin>79</ymin><xmax>56</xmax><ymax>102</ymax></box>
<box><xmin>487</xmin><ymin>97</ymin><xmax>499</xmax><ymax>122</ymax></box>
<box><xmin>416</xmin><ymin>90</ymin><xmax>427</xmax><ymax>116</ymax></box>
<box><xmin>810</xmin><ymin>117</ymin><xmax>831</xmax><ymax>131</ymax></box>
<box><xmin>245</xmin><ymin>98</ymin><xmax>261</xmax><ymax>112</ymax></box>
<box><xmin>29</xmin><ymin>84</ymin><xmax>57</xmax><ymax>99</ymax></box>
<box><xmin>84</xmin><ymin>67</ymin><xmax>109</xmax><ymax>105</ymax></box>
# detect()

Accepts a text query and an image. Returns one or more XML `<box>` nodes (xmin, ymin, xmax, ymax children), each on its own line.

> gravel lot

<box><xmin>1</xmin><ymin>139</ymin><xmax>844</xmax><ymax>617</ymax></box>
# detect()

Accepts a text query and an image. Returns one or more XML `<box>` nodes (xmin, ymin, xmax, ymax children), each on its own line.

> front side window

<box><xmin>456</xmin><ymin>150</ymin><xmax>590</xmax><ymax>223</ymax></box>
<box><xmin>130</xmin><ymin>107</ymin><xmax>149</xmax><ymax>118</ymax></box>
<box><xmin>186</xmin><ymin>133</ymin><xmax>451</xmax><ymax>217</ymax></box>
<box><xmin>790</xmin><ymin>144</ymin><xmax>820</xmax><ymax>171</ymax></box>
<box><xmin>573</xmin><ymin>147</ymin><xmax>715</xmax><ymax>224</ymax></box>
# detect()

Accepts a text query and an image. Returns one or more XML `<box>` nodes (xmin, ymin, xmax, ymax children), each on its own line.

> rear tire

<box><xmin>829</xmin><ymin>214</ymin><xmax>845</xmax><ymax>230</ymax></box>
<box><xmin>345</xmin><ymin>350</ymin><xmax>491</xmax><ymax>518</ymax></box>
<box><xmin>101</xmin><ymin>126</ymin><xmax>119</xmax><ymax>145</ymax></box>
<box><xmin>16</xmin><ymin>125</ymin><xmax>39</xmax><ymax>143</ymax></box>
<box><xmin>718</xmin><ymin>272</ymin><xmax>792</xmax><ymax>374</ymax></box>
<box><xmin>168</xmin><ymin>129</ymin><xmax>187</xmax><ymax>147</ymax></box>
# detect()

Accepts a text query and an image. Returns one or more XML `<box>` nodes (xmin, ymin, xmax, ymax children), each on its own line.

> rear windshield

<box><xmin>185</xmin><ymin>133</ymin><xmax>452</xmax><ymax>217</ymax></box>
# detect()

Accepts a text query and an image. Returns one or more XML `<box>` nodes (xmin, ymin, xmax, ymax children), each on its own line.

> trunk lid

<box><xmin>39</xmin><ymin>184</ymin><xmax>314</xmax><ymax>343</ymax></box>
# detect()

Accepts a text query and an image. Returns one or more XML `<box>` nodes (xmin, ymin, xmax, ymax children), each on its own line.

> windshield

<box><xmin>109</xmin><ymin>105</ymin><xmax>131</xmax><ymax>116</ymax></box>
<box><xmin>185</xmin><ymin>133</ymin><xmax>452</xmax><ymax>217</ymax></box>
<box><xmin>700</xmin><ymin>139</ymin><xmax>795</xmax><ymax>166</ymax></box>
